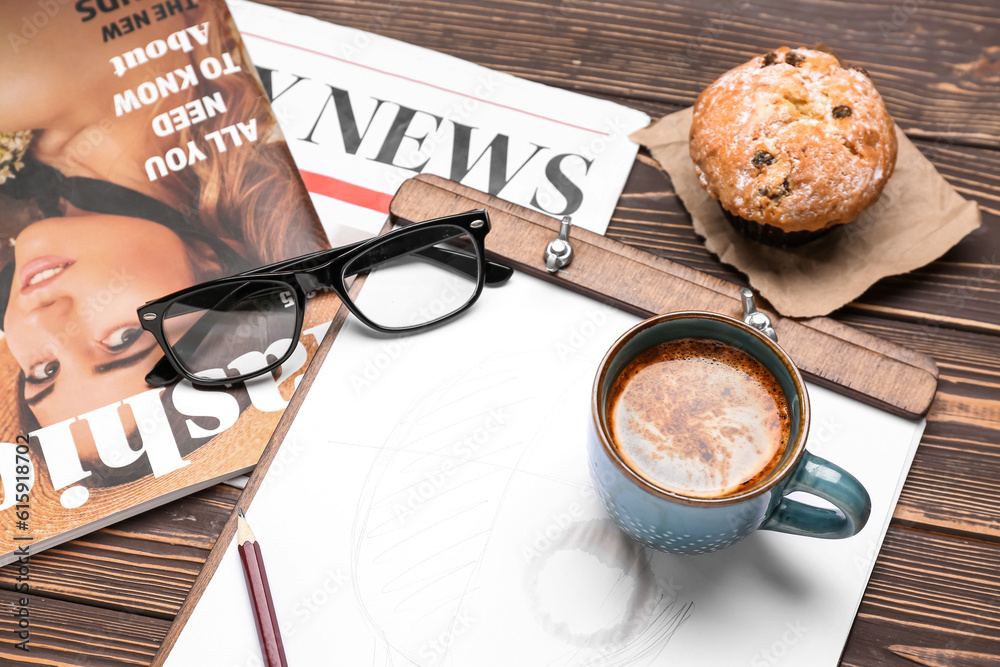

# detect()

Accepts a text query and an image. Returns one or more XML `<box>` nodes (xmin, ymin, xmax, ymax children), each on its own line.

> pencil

<box><xmin>237</xmin><ymin>508</ymin><xmax>288</xmax><ymax>667</ymax></box>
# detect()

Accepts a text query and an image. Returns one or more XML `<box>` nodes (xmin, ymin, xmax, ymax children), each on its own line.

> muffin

<box><xmin>689</xmin><ymin>47</ymin><xmax>898</xmax><ymax>246</ymax></box>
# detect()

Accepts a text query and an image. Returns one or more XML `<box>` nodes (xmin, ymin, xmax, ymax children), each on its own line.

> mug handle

<box><xmin>760</xmin><ymin>451</ymin><xmax>872</xmax><ymax>539</ymax></box>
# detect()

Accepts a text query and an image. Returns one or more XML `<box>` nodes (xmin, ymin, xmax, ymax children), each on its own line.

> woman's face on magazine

<box><xmin>4</xmin><ymin>215</ymin><xmax>201</xmax><ymax>427</ymax></box>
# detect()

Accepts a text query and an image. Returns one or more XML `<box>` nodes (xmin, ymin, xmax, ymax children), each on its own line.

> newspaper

<box><xmin>228</xmin><ymin>0</ymin><xmax>651</xmax><ymax>244</ymax></box>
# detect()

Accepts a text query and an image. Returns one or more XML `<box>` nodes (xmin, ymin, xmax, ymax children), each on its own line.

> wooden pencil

<box><xmin>237</xmin><ymin>508</ymin><xmax>288</xmax><ymax>667</ymax></box>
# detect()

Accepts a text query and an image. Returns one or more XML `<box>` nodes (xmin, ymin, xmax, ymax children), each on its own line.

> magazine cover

<box><xmin>0</xmin><ymin>0</ymin><xmax>338</xmax><ymax>564</ymax></box>
<box><xmin>226</xmin><ymin>0</ymin><xmax>651</xmax><ymax>245</ymax></box>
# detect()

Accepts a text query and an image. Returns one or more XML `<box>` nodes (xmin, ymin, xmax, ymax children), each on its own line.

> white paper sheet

<box><xmin>167</xmin><ymin>269</ymin><xmax>924</xmax><ymax>667</ymax></box>
<box><xmin>228</xmin><ymin>1</ymin><xmax>651</xmax><ymax>244</ymax></box>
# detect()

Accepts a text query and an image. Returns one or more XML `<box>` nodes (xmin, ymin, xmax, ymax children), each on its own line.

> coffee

<box><xmin>608</xmin><ymin>337</ymin><xmax>790</xmax><ymax>499</ymax></box>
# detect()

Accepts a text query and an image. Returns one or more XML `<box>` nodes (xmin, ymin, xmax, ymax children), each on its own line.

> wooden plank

<box><xmin>0</xmin><ymin>485</ymin><xmax>239</xmax><ymax>618</ymax></box>
<box><xmin>389</xmin><ymin>173</ymin><xmax>939</xmax><ymax>417</ymax></box>
<box><xmin>895</xmin><ymin>422</ymin><xmax>1000</xmax><ymax>539</ymax></box>
<box><xmin>0</xmin><ymin>536</ymin><xmax>201</xmax><ymax>620</ymax></box>
<box><xmin>0</xmin><ymin>590</ymin><xmax>169</xmax><ymax>666</ymax></box>
<box><xmin>840</xmin><ymin>315</ymin><xmax>1000</xmax><ymax>386</ymax></box>
<box><xmin>263</xmin><ymin>0</ymin><xmax>1000</xmax><ymax>147</ymax></box>
<box><xmin>836</xmin><ymin>315</ymin><xmax>1000</xmax><ymax>538</ymax></box>
<box><xmin>842</xmin><ymin>526</ymin><xmax>1000</xmax><ymax>666</ymax></box>
<box><xmin>100</xmin><ymin>484</ymin><xmax>241</xmax><ymax>551</ymax></box>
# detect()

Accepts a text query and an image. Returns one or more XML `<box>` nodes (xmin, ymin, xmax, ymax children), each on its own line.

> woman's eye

<box><xmin>103</xmin><ymin>326</ymin><xmax>142</xmax><ymax>352</ymax></box>
<box><xmin>26</xmin><ymin>360</ymin><xmax>59</xmax><ymax>384</ymax></box>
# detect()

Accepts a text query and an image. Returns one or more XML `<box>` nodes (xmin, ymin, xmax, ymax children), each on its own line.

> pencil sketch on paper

<box><xmin>338</xmin><ymin>343</ymin><xmax>694</xmax><ymax>666</ymax></box>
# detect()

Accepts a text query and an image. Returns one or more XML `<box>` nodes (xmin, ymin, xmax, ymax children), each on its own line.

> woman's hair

<box><xmin>172</xmin><ymin>3</ymin><xmax>330</xmax><ymax>266</ymax></box>
<box><xmin>0</xmin><ymin>1</ymin><xmax>331</xmax><ymax>309</ymax></box>
<box><xmin>16</xmin><ymin>373</ymin><xmax>39</xmax><ymax>434</ymax></box>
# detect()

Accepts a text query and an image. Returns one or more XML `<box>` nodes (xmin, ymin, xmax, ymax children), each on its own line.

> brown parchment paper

<box><xmin>631</xmin><ymin>107</ymin><xmax>982</xmax><ymax>317</ymax></box>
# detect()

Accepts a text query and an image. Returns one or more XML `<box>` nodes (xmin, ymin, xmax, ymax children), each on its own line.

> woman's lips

<box><xmin>19</xmin><ymin>256</ymin><xmax>76</xmax><ymax>294</ymax></box>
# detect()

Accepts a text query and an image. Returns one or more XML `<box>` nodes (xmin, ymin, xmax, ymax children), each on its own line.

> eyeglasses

<box><xmin>137</xmin><ymin>210</ymin><xmax>512</xmax><ymax>387</ymax></box>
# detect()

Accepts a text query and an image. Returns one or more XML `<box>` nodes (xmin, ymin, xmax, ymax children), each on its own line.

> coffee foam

<box><xmin>609</xmin><ymin>338</ymin><xmax>789</xmax><ymax>499</ymax></box>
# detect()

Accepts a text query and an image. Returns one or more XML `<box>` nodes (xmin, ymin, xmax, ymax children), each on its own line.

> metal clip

<box><xmin>544</xmin><ymin>216</ymin><xmax>574</xmax><ymax>273</ymax></box>
<box><xmin>741</xmin><ymin>287</ymin><xmax>777</xmax><ymax>342</ymax></box>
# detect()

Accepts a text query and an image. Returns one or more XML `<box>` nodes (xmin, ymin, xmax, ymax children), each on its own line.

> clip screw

<box><xmin>741</xmin><ymin>288</ymin><xmax>777</xmax><ymax>342</ymax></box>
<box><xmin>544</xmin><ymin>216</ymin><xmax>574</xmax><ymax>273</ymax></box>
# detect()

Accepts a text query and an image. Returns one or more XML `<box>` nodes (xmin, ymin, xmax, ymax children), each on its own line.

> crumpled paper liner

<box><xmin>631</xmin><ymin>107</ymin><xmax>982</xmax><ymax>317</ymax></box>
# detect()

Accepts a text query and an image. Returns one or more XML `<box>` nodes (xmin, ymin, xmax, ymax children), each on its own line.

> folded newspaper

<box><xmin>228</xmin><ymin>0</ymin><xmax>651</xmax><ymax>244</ymax></box>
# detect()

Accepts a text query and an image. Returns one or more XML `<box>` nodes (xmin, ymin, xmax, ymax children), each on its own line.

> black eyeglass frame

<box><xmin>137</xmin><ymin>209</ymin><xmax>509</xmax><ymax>387</ymax></box>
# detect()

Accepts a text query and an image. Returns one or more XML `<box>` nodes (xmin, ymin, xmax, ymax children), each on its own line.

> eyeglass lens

<box><xmin>161</xmin><ymin>280</ymin><xmax>299</xmax><ymax>382</ymax></box>
<box><xmin>342</xmin><ymin>224</ymin><xmax>481</xmax><ymax>329</ymax></box>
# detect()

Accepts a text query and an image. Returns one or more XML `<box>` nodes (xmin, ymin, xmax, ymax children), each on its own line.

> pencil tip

<box><xmin>236</xmin><ymin>508</ymin><xmax>255</xmax><ymax>545</ymax></box>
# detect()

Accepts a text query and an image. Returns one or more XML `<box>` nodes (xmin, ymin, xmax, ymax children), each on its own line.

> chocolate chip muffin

<box><xmin>689</xmin><ymin>47</ymin><xmax>897</xmax><ymax>246</ymax></box>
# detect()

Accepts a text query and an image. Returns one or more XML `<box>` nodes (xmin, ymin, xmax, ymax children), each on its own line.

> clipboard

<box><xmin>150</xmin><ymin>175</ymin><xmax>938</xmax><ymax>664</ymax></box>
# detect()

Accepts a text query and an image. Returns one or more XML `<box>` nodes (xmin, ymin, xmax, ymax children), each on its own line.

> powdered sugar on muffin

<box><xmin>689</xmin><ymin>47</ymin><xmax>897</xmax><ymax>234</ymax></box>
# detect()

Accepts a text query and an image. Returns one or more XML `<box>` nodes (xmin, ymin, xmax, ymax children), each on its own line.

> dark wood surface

<box><xmin>2</xmin><ymin>0</ymin><xmax>998</xmax><ymax>664</ymax></box>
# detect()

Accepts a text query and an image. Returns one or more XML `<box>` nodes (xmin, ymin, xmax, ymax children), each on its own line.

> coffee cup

<box><xmin>588</xmin><ymin>305</ymin><xmax>871</xmax><ymax>554</ymax></box>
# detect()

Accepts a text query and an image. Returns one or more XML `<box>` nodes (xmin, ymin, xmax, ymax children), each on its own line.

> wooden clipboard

<box><xmin>150</xmin><ymin>175</ymin><xmax>938</xmax><ymax>663</ymax></box>
<box><xmin>390</xmin><ymin>175</ymin><xmax>938</xmax><ymax>419</ymax></box>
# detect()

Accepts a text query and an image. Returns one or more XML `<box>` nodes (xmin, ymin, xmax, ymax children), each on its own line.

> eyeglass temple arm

<box><xmin>485</xmin><ymin>258</ymin><xmax>514</xmax><ymax>285</ymax></box>
<box><xmin>417</xmin><ymin>246</ymin><xmax>512</xmax><ymax>285</ymax></box>
<box><xmin>146</xmin><ymin>355</ymin><xmax>181</xmax><ymax>386</ymax></box>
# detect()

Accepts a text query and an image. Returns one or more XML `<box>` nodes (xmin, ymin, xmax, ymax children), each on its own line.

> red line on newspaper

<box><xmin>240</xmin><ymin>31</ymin><xmax>610</xmax><ymax>136</ymax></box>
<box><xmin>299</xmin><ymin>171</ymin><xmax>392</xmax><ymax>213</ymax></box>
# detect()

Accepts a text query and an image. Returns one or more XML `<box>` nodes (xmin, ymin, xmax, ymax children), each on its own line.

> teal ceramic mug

<box><xmin>588</xmin><ymin>310</ymin><xmax>871</xmax><ymax>555</ymax></box>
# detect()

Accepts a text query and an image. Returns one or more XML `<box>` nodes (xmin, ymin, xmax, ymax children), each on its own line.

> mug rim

<box><xmin>592</xmin><ymin>310</ymin><xmax>811</xmax><ymax>506</ymax></box>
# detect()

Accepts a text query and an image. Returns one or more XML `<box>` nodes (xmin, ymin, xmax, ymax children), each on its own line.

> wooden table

<box><xmin>2</xmin><ymin>1</ymin><xmax>998</xmax><ymax>664</ymax></box>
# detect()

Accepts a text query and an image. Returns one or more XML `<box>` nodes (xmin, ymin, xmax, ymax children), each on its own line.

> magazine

<box><xmin>0</xmin><ymin>0</ymin><xmax>338</xmax><ymax>565</ymax></box>
<box><xmin>226</xmin><ymin>0</ymin><xmax>651</xmax><ymax>245</ymax></box>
